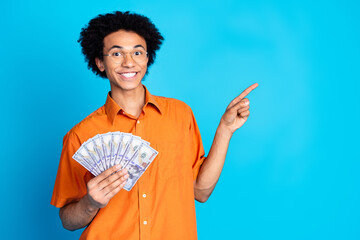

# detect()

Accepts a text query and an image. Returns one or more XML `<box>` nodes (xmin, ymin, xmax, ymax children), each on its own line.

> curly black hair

<box><xmin>78</xmin><ymin>11</ymin><xmax>164</xmax><ymax>78</ymax></box>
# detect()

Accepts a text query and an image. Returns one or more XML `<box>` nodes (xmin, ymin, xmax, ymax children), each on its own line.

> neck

<box><xmin>110</xmin><ymin>84</ymin><xmax>146</xmax><ymax>118</ymax></box>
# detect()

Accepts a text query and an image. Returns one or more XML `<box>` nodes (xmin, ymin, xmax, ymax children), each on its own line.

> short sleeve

<box><xmin>187</xmin><ymin>107</ymin><xmax>206</xmax><ymax>181</ymax></box>
<box><xmin>50</xmin><ymin>131</ymin><xmax>92</xmax><ymax>208</ymax></box>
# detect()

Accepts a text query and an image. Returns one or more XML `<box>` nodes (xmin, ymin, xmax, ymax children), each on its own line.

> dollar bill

<box><xmin>120</xmin><ymin>136</ymin><xmax>143</xmax><ymax>169</ymax></box>
<box><xmin>123</xmin><ymin>143</ymin><xmax>158</xmax><ymax>191</ymax></box>
<box><xmin>110</xmin><ymin>132</ymin><xmax>122</xmax><ymax>166</ymax></box>
<box><xmin>72</xmin><ymin>132</ymin><xmax>158</xmax><ymax>188</ymax></box>
<box><xmin>92</xmin><ymin>135</ymin><xmax>107</xmax><ymax>171</ymax></box>
<box><xmin>83</xmin><ymin>137</ymin><xmax>105</xmax><ymax>172</ymax></box>
<box><xmin>113</xmin><ymin>133</ymin><xmax>132</xmax><ymax>166</ymax></box>
<box><xmin>101</xmin><ymin>133</ymin><xmax>113</xmax><ymax>170</ymax></box>
<box><xmin>73</xmin><ymin>145</ymin><xmax>100</xmax><ymax>175</ymax></box>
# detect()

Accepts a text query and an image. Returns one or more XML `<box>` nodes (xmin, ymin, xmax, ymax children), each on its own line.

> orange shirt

<box><xmin>51</xmin><ymin>86</ymin><xmax>206</xmax><ymax>240</ymax></box>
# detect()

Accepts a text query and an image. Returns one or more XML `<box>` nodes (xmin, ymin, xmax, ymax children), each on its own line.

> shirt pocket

<box><xmin>154</xmin><ymin>140</ymin><xmax>189</xmax><ymax>181</ymax></box>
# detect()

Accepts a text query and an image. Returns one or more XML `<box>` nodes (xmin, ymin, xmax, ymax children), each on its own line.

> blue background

<box><xmin>1</xmin><ymin>0</ymin><xmax>359</xmax><ymax>239</ymax></box>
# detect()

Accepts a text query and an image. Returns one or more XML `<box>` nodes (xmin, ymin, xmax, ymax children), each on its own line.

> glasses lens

<box><xmin>132</xmin><ymin>50</ymin><xmax>147</xmax><ymax>63</ymax></box>
<box><xmin>108</xmin><ymin>50</ymin><xmax>148</xmax><ymax>64</ymax></box>
<box><xmin>109</xmin><ymin>52</ymin><xmax>123</xmax><ymax>64</ymax></box>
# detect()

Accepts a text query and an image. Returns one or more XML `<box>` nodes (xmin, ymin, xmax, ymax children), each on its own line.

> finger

<box><xmin>89</xmin><ymin>164</ymin><xmax>123</xmax><ymax>186</ymax></box>
<box><xmin>103</xmin><ymin>174</ymin><xmax>129</xmax><ymax>197</ymax></box>
<box><xmin>238</xmin><ymin>109</ymin><xmax>250</xmax><ymax>118</ymax></box>
<box><xmin>86</xmin><ymin>172</ymin><xmax>128</xmax><ymax>207</ymax></box>
<box><xmin>233</xmin><ymin>98</ymin><xmax>250</xmax><ymax>110</ymax></box>
<box><xmin>235</xmin><ymin>105</ymin><xmax>250</xmax><ymax>113</ymax></box>
<box><xmin>227</xmin><ymin>83</ymin><xmax>258</xmax><ymax>109</ymax></box>
<box><xmin>226</xmin><ymin>99</ymin><xmax>250</xmax><ymax>116</ymax></box>
<box><xmin>105</xmin><ymin>179</ymin><xmax>128</xmax><ymax>199</ymax></box>
<box><xmin>98</xmin><ymin>169</ymin><xmax>128</xmax><ymax>190</ymax></box>
<box><xmin>238</xmin><ymin>83</ymin><xmax>258</xmax><ymax>100</ymax></box>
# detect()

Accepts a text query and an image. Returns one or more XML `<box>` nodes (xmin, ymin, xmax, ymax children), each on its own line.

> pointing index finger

<box><xmin>228</xmin><ymin>83</ymin><xmax>259</xmax><ymax>109</ymax></box>
<box><xmin>239</xmin><ymin>83</ymin><xmax>258</xmax><ymax>99</ymax></box>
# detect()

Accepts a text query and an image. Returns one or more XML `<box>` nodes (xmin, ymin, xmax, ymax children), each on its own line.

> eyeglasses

<box><xmin>103</xmin><ymin>49</ymin><xmax>148</xmax><ymax>64</ymax></box>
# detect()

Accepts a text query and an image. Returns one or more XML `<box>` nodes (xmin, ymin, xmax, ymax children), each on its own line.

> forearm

<box><xmin>194</xmin><ymin>83</ymin><xmax>258</xmax><ymax>202</ymax></box>
<box><xmin>59</xmin><ymin>195</ymin><xmax>99</xmax><ymax>231</ymax></box>
<box><xmin>59</xmin><ymin>166</ymin><xmax>129</xmax><ymax>230</ymax></box>
<box><xmin>194</xmin><ymin>121</ymin><xmax>232</xmax><ymax>202</ymax></box>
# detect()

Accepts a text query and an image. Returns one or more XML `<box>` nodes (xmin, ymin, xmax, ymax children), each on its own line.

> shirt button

<box><xmin>143</xmin><ymin>194</ymin><xmax>147</xmax><ymax>198</ymax></box>
<box><xmin>137</xmin><ymin>120</ymin><xmax>140</xmax><ymax>124</ymax></box>
<box><xmin>143</xmin><ymin>221</ymin><xmax>147</xmax><ymax>225</ymax></box>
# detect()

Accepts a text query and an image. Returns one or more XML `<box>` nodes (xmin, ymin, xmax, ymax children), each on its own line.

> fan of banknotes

<box><xmin>72</xmin><ymin>132</ymin><xmax>158</xmax><ymax>191</ymax></box>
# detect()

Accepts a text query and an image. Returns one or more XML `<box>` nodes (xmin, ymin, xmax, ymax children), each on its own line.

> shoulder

<box><xmin>151</xmin><ymin>95</ymin><xmax>197</xmax><ymax>129</ymax></box>
<box><xmin>63</xmin><ymin>105</ymin><xmax>107</xmax><ymax>143</ymax></box>
<box><xmin>153</xmin><ymin>95</ymin><xmax>193</xmax><ymax>114</ymax></box>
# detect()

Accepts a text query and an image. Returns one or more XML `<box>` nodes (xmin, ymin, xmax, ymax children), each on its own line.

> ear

<box><xmin>95</xmin><ymin>57</ymin><xmax>105</xmax><ymax>72</ymax></box>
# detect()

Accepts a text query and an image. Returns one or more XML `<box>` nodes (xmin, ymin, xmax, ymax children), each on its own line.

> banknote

<box><xmin>123</xmin><ymin>143</ymin><xmax>158</xmax><ymax>191</ymax></box>
<box><xmin>120</xmin><ymin>136</ymin><xmax>143</xmax><ymax>169</ymax></box>
<box><xmin>72</xmin><ymin>132</ymin><xmax>158</xmax><ymax>186</ymax></box>
<box><xmin>111</xmin><ymin>132</ymin><xmax>122</xmax><ymax>166</ymax></box>
<box><xmin>113</xmin><ymin>133</ymin><xmax>132</xmax><ymax>166</ymax></box>
<box><xmin>73</xmin><ymin>145</ymin><xmax>100</xmax><ymax>175</ymax></box>
<box><xmin>100</xmin><ymin>133</ymin><xmax>113</xmax><ymax>170</ymax></box>
<box><xmin>92</xmin><ymin>135</ymin><xmax>107</xmax><ymax>171</ymax></box>
<box><xmin>83</xmin><ymin>138</ymin><xmax>105</xmax><ymax>173</ymax></box>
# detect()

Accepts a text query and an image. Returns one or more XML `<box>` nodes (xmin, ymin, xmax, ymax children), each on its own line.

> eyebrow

<box><xmin>108</xmin><ymin>44</ymin><xmax>146</xmax><ymax>51</ymax></box>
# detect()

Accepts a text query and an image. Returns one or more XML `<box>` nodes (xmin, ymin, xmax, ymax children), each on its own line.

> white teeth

<box><xmin>121</xmin><ymin>72</ymin><xmax>136</xmax><ymax>78</ymax></box>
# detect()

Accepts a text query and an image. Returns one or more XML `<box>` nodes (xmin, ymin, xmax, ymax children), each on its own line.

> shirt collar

<box><xmin>104</xmin><ymin>85</ymin><xmax>162</xmax><ymax>125</ymax></box>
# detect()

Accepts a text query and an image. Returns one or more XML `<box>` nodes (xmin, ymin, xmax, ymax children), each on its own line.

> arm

<box><xmin>59</xmin><ymin>165</ymin><xmax>129</xmax><ymax>230</ymax></box>
<box><xmin>194</xmin><ymin>83</ymin><xmax>258</xmax><ymax>202</ymax></box>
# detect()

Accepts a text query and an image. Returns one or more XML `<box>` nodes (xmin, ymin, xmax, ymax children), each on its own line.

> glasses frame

<box><xmin>103</xmin><ymin>50</ymin><xmax>148</xmax><ymax>64</ymax></box>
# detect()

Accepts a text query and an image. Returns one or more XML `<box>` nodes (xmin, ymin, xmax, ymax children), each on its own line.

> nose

<box><xmin>121</xmin><ymin>53</ymin><xmax>136</xmax><ymax>67</ymax></box>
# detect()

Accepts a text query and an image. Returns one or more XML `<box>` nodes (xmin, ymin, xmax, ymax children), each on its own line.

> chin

<box><xmin>116</xmin><ymin>81</ymin><xmax>143</xmax><ymax>92</ymax></box>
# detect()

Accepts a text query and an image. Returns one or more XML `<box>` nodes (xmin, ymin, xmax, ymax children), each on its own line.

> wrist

<box><xmin>81</xmin><ymin>194</ymin><xmax>100</xmax><ymax>215</ymax></box>
<box><xmin>217</xmin><ymin>120</ymin><xmax>234</xmax><ymax>138</ymax></box>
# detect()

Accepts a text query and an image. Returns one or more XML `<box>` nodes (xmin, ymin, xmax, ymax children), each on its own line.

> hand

<box><xmin>220</xmin><ymin>83</ymin><xmax>258</xmax><ymax>134</ymax></box>
<box><xmin>84</xmin><ymin>165</ymin><xmax>129</xmax><ymax>210</ymax></box>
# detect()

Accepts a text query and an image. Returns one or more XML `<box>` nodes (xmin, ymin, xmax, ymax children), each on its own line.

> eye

<box><xmin>133</xmin><ymin>51</ymin><xmax>143</xmax><ymax>56</ymax></box>
<box><xmin>112</xmin><ymin>52</ymin><xmax>123</xmax><ymax>57</ymax></box>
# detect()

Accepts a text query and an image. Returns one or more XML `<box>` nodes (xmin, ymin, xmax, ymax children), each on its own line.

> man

<box><xmin>51</xmin><ymin>11</ymin><xmax>258</xmax><ymax>240</ymax></box>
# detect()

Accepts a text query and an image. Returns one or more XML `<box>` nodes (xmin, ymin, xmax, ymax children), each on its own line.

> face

<box><xmin>95</xmin><ymin>30</ymin><xmax>148</xmax><ymax>93</ymax></box>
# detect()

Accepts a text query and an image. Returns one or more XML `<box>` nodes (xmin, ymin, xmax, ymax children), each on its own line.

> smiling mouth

<box><xmin>120</xmin><ymin>72</ymin><xmax>137</xmax><ymax>78</ymax></box>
